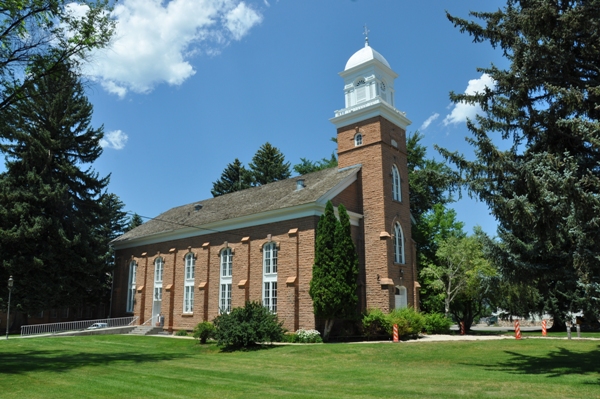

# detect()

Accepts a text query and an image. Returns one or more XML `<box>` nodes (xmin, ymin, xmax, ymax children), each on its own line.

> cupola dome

<box><xmin>344</xmin><ymin>44</ymin><xmax>391</xmax><ymax>71</ymax></box>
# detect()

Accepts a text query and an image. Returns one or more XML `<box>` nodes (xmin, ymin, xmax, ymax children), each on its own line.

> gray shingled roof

<box><xmin>112</xmin><ymin>165</ymin><xmax>361</xmax><ymax>245</ymax></box>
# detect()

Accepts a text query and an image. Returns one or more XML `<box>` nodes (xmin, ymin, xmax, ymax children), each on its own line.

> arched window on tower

<box><xmin>354</xmin><ymin>133</ymin><xmax>363</xmax><ymax>146</ymax></box>
<box><xmin>126</xmin><ymin>261</ymin><xmax>137</xmax><ymax>313</ymax></box>
<box><xmin>219</xmin><ymin>248</ymin><xmax>233</xmax><ymax>313</ymax></box>
<box><xmin>394</xmin><ymin>222</ymin><xmax>405</xmax><ymax>264</ymax></box>
<box><xmin>183</xmin><ymin>253</ymin><xmax>195</xmax><ymax>313</ymax></box>
<box><xmin>392</xmin><ymin>165</ymin><xmax>401</xmax><ymax>201</ymax></box>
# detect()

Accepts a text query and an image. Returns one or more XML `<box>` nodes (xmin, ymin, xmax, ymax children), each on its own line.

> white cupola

<box><xmin>331</xmin><ymin>35</ymin><xmax>411</xmax><ymax>130</ymax></box>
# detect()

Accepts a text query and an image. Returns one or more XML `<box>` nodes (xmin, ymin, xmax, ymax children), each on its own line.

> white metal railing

<box><xmin>20</xmin><ymin>316</ymin><xmax>138</xmax><ymax>337</ymax></box>
<box><xmin>140</xmin><ymin>313</ymin><xmax>161</xmax><ymax>327</ymax></box>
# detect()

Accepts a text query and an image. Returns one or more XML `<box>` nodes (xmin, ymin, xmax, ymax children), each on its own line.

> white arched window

<box><xmin>126</xmin><ymin>261</ymin><xmax>137</xmax><ymax>313</ymax></box>
<box><xmin>394</xmin><ymin>223</ymin><xmax>405</xmax><ymax>264</ymax></box>
<box><xmin>183</xmin><ymin>253</ymin><xmax>195</xmax><ymax>313</ymax></box>
<box><xmin>263</xmin><ymin>242</ymin><xmax>278</xmax><ymax>313</ymax></box>
<box><xmin>395</xmin><ymin>286</ymin><xmax>407</xmax><ymax>309</ymax></box>
<box><xmin>219</xmin><ymin>248</ymin><xmax>233</xmax><ymax>313</ymax></box>
<box><xmin>354</xmin><ymin>133</ymin><xmax>363</xmax><ymax>146</ymax></box>
<box><xmin>392</xmin><ymin>165</ymin><xmax>401</xmax><ymax>201</ymax></box>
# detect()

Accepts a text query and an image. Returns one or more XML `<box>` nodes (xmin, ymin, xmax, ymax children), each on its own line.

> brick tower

<box><xmin>331</xmin><ymin>37</ymin><xmax>418</xmax><ymax>312</ymax></box>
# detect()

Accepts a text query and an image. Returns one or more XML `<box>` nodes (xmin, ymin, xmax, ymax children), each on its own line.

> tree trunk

<box><xmin>323</xmin><ymin>319</ymin><xmax>334</xmax><ymax>341</ymax></box>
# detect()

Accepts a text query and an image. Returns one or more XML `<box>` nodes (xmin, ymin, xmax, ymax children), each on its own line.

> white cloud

<box><xmin>100</xmin><ymin>130</ymin><xmax>129</xmax><ymax>150</ymax></box>
<box><xmin>419</xmin><ymin>113</ymin><xmax>439</xmax><ymax>131</ymax></box>
<box><xmin>443</xmin><ymin>73</ymin><xmax>495</xmax><ymax>126</ymax></box>
<box><xmin>225</xmin><ymin>3</ymin><xmax>263</xmax><ymax>40</ymax></box>
<box><xmin>85</xmin><ymin>0</ymin><xmax>263</xmax><ymax>97</ymax></box>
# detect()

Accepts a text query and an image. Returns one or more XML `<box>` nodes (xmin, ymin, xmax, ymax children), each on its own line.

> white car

<box><xmin>87</xmin><ymin>323</ymin><xmax>108</xmax><ymax>330</ymax></box>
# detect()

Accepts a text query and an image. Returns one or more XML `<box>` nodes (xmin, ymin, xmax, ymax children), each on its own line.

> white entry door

<box><xmin>395</xmin><ymin>286</ymin><xmax>407</xmax><ymax>309</ymax></box>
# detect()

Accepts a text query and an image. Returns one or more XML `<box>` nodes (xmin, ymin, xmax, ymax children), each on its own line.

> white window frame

<box><xmin>394</xmin><ymin>223</ymin><xmax>405</xmax><ymax>264</ymax></box>
<box><xmin>126</xmin><ymin>261</ymin><xmax>137</xmax><ymax>313</ymax></box>
<box><xmin>219</xmin><ymin>248</ymin><xmax>233</xmax><ymax>313</ymax></box>
<box><xmin>354</xmin><ymin>133</ymin><xmax>363</xmax><ymax>146</ymax></box>
<box><xmin>392</xmin><ymin>164</ymin><xmax>401</xmax><ymax>202</ymax></box>
<box><xmin>154</xmin><ymin>257</ymin><xmax>163</xmax><ymax>302</ymax></box>
<box><xmin>262</xmin><ymin>242</ymin><xmax>278</xmax><ymax>313</ymax></box>
<box><xmin>183</xmin><ymin>253</ymin><xmax>195</xmax><ymax>313</ymax></box>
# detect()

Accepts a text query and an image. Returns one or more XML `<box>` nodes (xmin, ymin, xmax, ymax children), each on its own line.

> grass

<box><xmin>1</xmin><ymin>335</ymin><xmax>599</xmax><ymax>398</ymax></box>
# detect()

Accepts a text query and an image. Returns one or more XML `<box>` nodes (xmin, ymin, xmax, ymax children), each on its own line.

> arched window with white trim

<box><xmin>392</xmin><ymin>165</ymin><xmax>401</xmax><ymax>201</ymax></box>
<box><xmin>354</xmin><ymin>133</ymin><xmax>363</xmax><ymax>146</ymax></box>
<box><xmin>126</xmin><ymin>261</ymin><xmax>137</xmax><ymax>313</ymax></box>
<box><xmin>219</xmin><ymin>248</ymin><xmax>233</xmax><ymax>313</ymax></box>
<box><xmin>394</xmin><ymin>222</ymin><xmax>405</xmax><ymax>264</ymax></box>
<box><xmin>183</xmin><ymin>253</ymin><xmax>195</xmax><ymax>313</ymax></box>
<box><xmin>263</xmin><ymin>242</ymin><xmax>278</xmax><ymax>313</ymax></box>
<box><xmin>153</xmin><ymin>257</ymin><xmax>163</xmax><ymax>301</ymax></box>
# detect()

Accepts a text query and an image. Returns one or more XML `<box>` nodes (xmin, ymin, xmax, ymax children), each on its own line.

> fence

<box><xmin>20</xmin><ymin>316</ymin><xmax>138</xmax><ymax>337</ymax></box>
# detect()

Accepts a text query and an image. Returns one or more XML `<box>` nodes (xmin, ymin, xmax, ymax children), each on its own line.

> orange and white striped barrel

<box><xmin>393</xmin><ymin>324</ymin><xmax>399</xmax><ymax>342</ymax></box>
<box><xmin>514</xmin><ymin>320</ymin><xmax>522</xmax><ymax>340</ymax></box>
<box><xmin>542</xmin><ymin>320</ymin><xmax>547</xmax><ymax>337</ymax></box>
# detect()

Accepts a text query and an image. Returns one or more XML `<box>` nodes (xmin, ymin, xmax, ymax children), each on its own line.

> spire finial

<box><xmin>363</xmin><ymin>25</ymin><xmax>370</xmax><ymax>47</ymax></box>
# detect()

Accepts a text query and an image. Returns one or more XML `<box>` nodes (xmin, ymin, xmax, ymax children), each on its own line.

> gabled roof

<box><xmin>112</xmin><ymin>165</ymin><xmax>361</xmax><ymax>248</ymax></box>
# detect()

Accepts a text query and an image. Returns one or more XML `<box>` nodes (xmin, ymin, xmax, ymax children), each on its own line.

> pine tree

<box><xmin>439</xmin><ymin>1</ymin><xmax>600</xmax><ymax>326</ymax></box>
<box><xmin>248</xmin><ymin>142</ymin><xmax>291</xmax><ymax>185</ymax></box>
<box><xmin>310</xmin><ymin>201</ymin><xmax>358</xmax><ymax>340</ymax></box>
<box><xmin>211</xmin><ymin>158</ymin><xmax>254</xmax><ymax>197</ymax></box>
<box><xmin>126</xmin><ymin>213</ymin><xmax>145</xmax><ymax>232</ymax></box>
<box><xmin>0</xmin><ymin>62</ymin><xmax>117</xmax><ymax>314</ymax></box>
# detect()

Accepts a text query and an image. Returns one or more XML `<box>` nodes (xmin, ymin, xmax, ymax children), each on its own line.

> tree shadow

<box><xmin>0</xmin><ymin>349</ymin><xmax>190</xmax><ymax>375</ymax></box>
<box><xmin>483</xmin><ymin>345</ymin><xmax>600</xmax><ymax>384</ymax></box>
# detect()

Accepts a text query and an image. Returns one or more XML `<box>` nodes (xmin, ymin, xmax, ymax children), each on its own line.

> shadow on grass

<box><xmin>218</xmin><ymin>343</ymin><xmax>283</xmax><ymax>353</ymax></box>
<box><xmin>0</xmin><ymin>349</ymin><xmax>190</xmax><ymax>375</ymax></box>
<box><xmin>484</xmin><ymin>345</ymin><xmax>600</xmax><ymax>384</ymax></box>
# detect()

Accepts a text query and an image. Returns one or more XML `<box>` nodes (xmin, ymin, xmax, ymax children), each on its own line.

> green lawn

<box><xmin>1</xmin><ymin>335</ymin><xmax>599</xmax><ymax>398</ymax></box>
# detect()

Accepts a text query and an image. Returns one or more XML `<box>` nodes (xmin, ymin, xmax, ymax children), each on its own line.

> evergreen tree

<box><xmin>126</xmin><ymin>213</ymin><xmax>144</xmax><ymax>232</ymax></box>
<box><xmin>439</xmin><ymin>1</ymin><xmax>600</xmax><ymax>326</ymax></box>
<box><xmin>293</xmin><ymin>153</ymin><xmax>337</xmax><ymax>175</ymax></box>
<box><xmin>333</xmin><ymin>204</ymin><xmax>359</xmax><ymax>318</ymax></box>
<box><xmin>248</xmin><ymin>142</ymin><xmax>291</xmax><ymax>185</ymax></box>
<box><xmin>211</xmin><ymin>158</ymin><xmax>254</xmax><ymax>197</ymax></box>
<box><xmin>0</xmin><ymin>62</ymin><xmax>116</xmax><ymax>314</ymax></box>
<box><xmin>310</xmin><ymin>201</ymin><xmax>358</xmax><ymax>340</ymax></box>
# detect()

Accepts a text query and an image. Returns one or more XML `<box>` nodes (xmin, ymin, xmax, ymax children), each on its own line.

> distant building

<box><xmin>110</xmin><ymin>40</ymin><xmax>418</xmax><ymax>332</ymax></box>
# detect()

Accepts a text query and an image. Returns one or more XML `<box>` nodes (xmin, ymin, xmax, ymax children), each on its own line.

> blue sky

<box><xmin>80</xmin><ymin>0</ymin><xmax>508</xmax><ymax>236</ymax></box>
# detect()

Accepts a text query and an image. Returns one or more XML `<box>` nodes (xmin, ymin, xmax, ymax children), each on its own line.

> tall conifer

<box><xmin>310</xmin><ymin>201</ymin><xmax>358</xmax><ymax>340</ymax></box>
<box><xmin>0</xmin><ymin>62</ymin><xmax>118</xmax><ymax>314</ymax></box>
<box><xmin>211</xmin><ymin>158</ymin><xmax>254</xmax><ymax>197</ymax></box>
<box><xmin>248</xmin><ymin>142</ymin><xmax>291</xmax><ymax>185</ymax></box>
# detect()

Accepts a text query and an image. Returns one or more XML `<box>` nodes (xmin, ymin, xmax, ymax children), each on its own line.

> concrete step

<box><xmin>129</xmin><ymin>326</ymin><xmax>165</xmax><ymax>335</ymax></box>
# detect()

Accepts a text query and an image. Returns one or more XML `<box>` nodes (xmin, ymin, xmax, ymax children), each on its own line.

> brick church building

<box><xmin>111</xmin><ymin>39</ymin><xmax>419</xmax><ymax>333</ymax></box>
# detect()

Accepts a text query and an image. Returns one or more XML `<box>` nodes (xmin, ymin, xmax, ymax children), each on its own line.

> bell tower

<box><xmin>331</xmin><ymin>37</ymin><xmax>417</xmax><ymax>312</ymax></box>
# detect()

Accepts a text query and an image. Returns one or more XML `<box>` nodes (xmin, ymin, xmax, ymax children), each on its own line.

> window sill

<box><xmin>181</xmin><ymin>313</ymin><xmax>194</xmax><ymax>317</ymax></box>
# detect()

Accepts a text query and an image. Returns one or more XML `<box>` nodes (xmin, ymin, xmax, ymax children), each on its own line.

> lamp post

<box><xmin>6</xmin><ymin>276</ymin><xmax>13</xmax><ymax>340</ymax></box>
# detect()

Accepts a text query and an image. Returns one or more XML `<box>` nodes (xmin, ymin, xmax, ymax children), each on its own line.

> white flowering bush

<box><xmin>293</xmin><ymin>329</ymin><xmax>323</xmax><ymax>343</ymax></box>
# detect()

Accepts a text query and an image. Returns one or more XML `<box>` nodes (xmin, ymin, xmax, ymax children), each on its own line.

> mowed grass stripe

<box><xmin>0</xmin><ymin>335</ymin><xmax>599</xmax><ymax>398</ymax></box>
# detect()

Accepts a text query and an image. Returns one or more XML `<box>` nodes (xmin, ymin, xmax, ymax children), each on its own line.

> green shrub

<box><xmin>386</xmin><ymin>307</ymin><xmax>425</xmax><ymax>339</ymax></box>
<box><xmin>423</xmin><ymin>313</ymin><xmax>452</xmax><ymax>334</ymax></box>
<box><xmin>213</xmin><ymin>301</ymin><xmax>284</xmax><ymax>350</ymax></box>
<box><xmin>362</xmin><ymin>308</ymin><xmax>391</xmax><ymax>337</ymax></box>
<box><xmin>175</xmin><ymin>329</ymin><xmax>188</xmax><ymax>337</ymax></box>
<box><xmin>193</xmin><ymin>321</ymin><xmax>216</xmax><ymax>344</ymax></box>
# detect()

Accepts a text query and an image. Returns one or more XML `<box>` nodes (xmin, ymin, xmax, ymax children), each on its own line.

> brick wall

<box><xmin>113</xmin><ymin>216</ymin><xmax>320</xmax><ymax>332</ymax></box>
